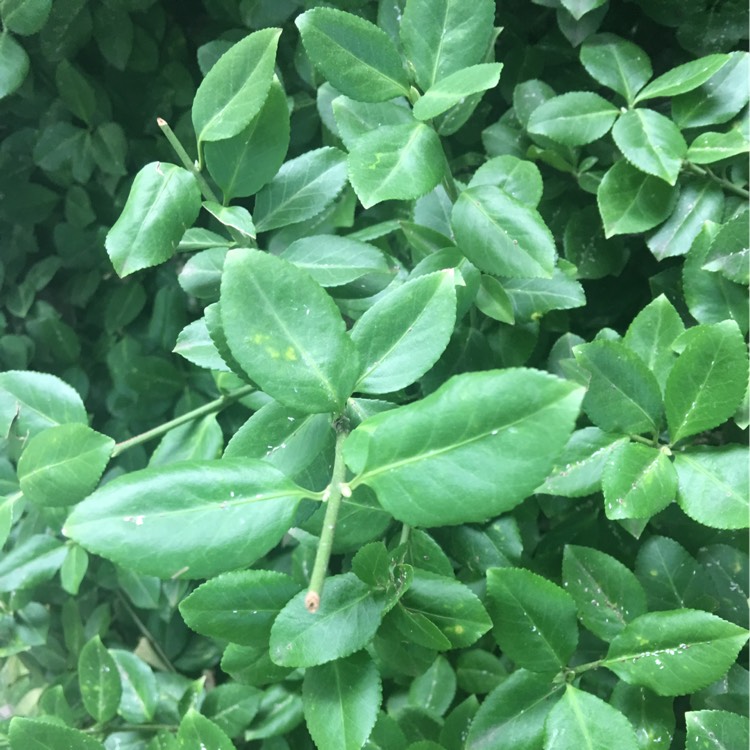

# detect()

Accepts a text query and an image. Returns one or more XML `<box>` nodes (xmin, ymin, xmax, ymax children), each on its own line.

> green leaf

<box><xmin>646</xmin><ymin>178</ymin><xmax>724</xmax><ymax>261</ymax></box>
<box><xmin>178</xmin><ymin>247</ymin><xmax>228</xmax><ymax>301</ymax></box>
<box><xmin>179</xmin><ymin>569</ymin><xmax>301</xmax><ymax>646</ymax></box>
<box><xmin>220</xmin><ymin>249</ymin><xmax>359</xmax><ymax>413</ymax></box>
<box><xmin>55</xmin><ymin>59</ymin><xmax>96</xmax><ymax>125</ymax></box>
<box><xmin>543</xmin><ymin>685</ymin><xmax>639</xmax><ymax>750</ymax></box>
<box><xmin>280</xmin><ymin>234</ymin><xmax>390</xmax><ymax>287</ymax></box>
<box><xmin>475</xmin><ymin>275</ymin><xmax>515</xmax><ymax>324</ymax></box>
<box><xmin>1</xmin><ymin>0</ymin><xmax>52</xmax><ymax>35</ymax></box>
<box><xmin>469</xmin><ymin>155</ymin><xmax>543</xmax><ymax>207</ymax></box>
<box><xmin>502</xmin><ymin>269</ymin><xmax>586</xmax><ymax>321</ymax></box>
<box><xmin>202</xmin><ymin>202</ymin><xmax>255</xmax><ymax>241</ymax></box>
<box><xmin>401</xmin><ymin>570</ymin><xmax>492</xmax><ymax>649</ymax></box>
<box><xmin>665</xmin><ymin>320</ymin><xmax>748</xmax><ymax>443</ymax></box>
<box><xmin>698</xmin><ymin>545</ymin><xmax>750</xmax><ymax>627</ymax></box>
<box><xmin>611</xmin><ymin>683</ymin><xmax>675</xmax><ymax>750</ymax></box>
<box><xmin>348</xmin><ymin>121</ymin><xmax>445</xmax><ymax>209</ymax></box>
<box><xmin>452</xmin><ymin>185</ymin><xmax>556</xmax><ymax>278</ymax></box>
<box><xmin>580</xmin><ymin>33</ymin><xmax>652</xmax><ymax>104</ymax></box>
<box><xmin>0</xmin><ymin>534</ymin><xmax>66</xmax><ymax>592</ymax></box>
<box><xmin>604</xmin><ymin>610</ymin><xmax>749</xmax><ymax>696</ymax></box>
<box><xmin>527</xmin><ymin>92</ymin><xmax>619</xmax><ymax>146</ymax></box>
<box><xmin>683</xmin><ymin>223</ymin><xmax>748</xmax><ymax>334</ymax></box>
<box><xmin>345</xmin><ymin>369</ymin><xmax>583</xmax><ymax>527</ymax></box>
<box><xmin>17</xmin><ymin>424</ymin><xmax>113</xmax><ymax>507</ymax></box>
<box><xmin>671</xmin><ymin>52</ymin><xmax>749</xmax><ymax>129</ymax></box>
<box><xmin>674</xmin><ymin>446</ymin><xmax>749</xmax><ymax>530</ymax></box>
<box><xmin>78</xmin><ymin>636</ymin><xmax>121</xmax><ymax>723</ymax></box>
<box><xmin>486</xmin><ymin>567</ymin><xmax>578</xmax><ymax>672</ymax></box>
<box><xmin>456</xmin><ymin>650</ymin><xmax>507</xmax><ymax>695</ymax></box>
<box><xmin>192</xmin><ymin>28</ymin><xmax>281</xmax><ymax>144</ymax></box>
<box><xmin>204</xmin><ymin>77</ymin><xmax>290</xmax><ymax>200</ymax></box>
<box><xmin>574</xmin><ymin>339</ymin><xmax>664</xmax><ymax>435</ymax></box>
<box><xmin>597</xmin><ymin>159</ymin><xmax>676</xmax><ymax>238</ymax></box>
<box><xmin>466</xmin><ymin>670</ymin><xmax>561</xmax><ymax>750</ymax></box>
<box><xmin>686</xmin><ymin>710</ymin><xmax>749</xmax><ymax>750</ymax></box>
<box><xmin>270</xmin><ymin>573</ymin><xmax>386</xmax><ymax>668</ymax></box>
<box><xmin>202</xmin><ymin>683</ymin><xmax>262</xmax><ymax>738</ymax></box>
<box><xmin>110</xmin><ymin>649</ymin><xmax>157</xmax><ymax>723</ymax></box>
<box><xmin>253</xmin><ymin>147</ymin><xmax>347</xmax><ymax>232</ymax></box>
<box><xmin>400</xmin><ymin>0</ymin><xmax>495</xmax><ymax>91</ymax></box>
<box><xmin>174</xmin><ymin>318</ymin><xmax>232</xmax><ymax>372</ymax></box>
<box><xmin>303</xmin><ymin>651</ymin><xmax>382</xmax><ymax>750</ymax></box>
<box><xmin>332</xmin><ymin>96</ymin><xmax>414</xmax><ymax>150</ymax></box>
<box><xmin>563</xmin><ymin>207</ymin><xmax>629</xmax><ymax>280</ymax></box>
<box><xmin>221</xmin><ymin>643</ymin><xmax>292</xmax><ymax>687</ymax></box>
<box><xmin>0</xmin><ymin>370</ymin><xmax>86</xmax><ymax>439</ymax></box>
<box><xmin>413</xmin><ymin>63</ymin><xmax>502</xmax><ymax>121</ymax></box>
<box><xmin>105</xmin><ymin>162</ymin><xmax>201</xmax><ymax>277</ymax></box>
<box><xmin>63</xmin><ymin>459</ymin><xmax>308</xmax><ymax>579</ymax></box>
<box><xmin>351</xmin><ymin>270</ymin><xmax>457</xmax><ymax>394</ymax></box>
<box><xmin>612</xmin><ymin>108</ymin><xmax>687</xmax><ymax>185</ymax></box>
<box><xmin>635</xmin><ymin>54</ymin><xmax>731</xmax><ymax>102</ymax></box>
<box><xmin>0</xmin><ymin>32</ymin><xmax>29</xmax><ymax>99</ymax></box>
<box><xmin>537</xmin><ymin>427</ymin><xmax>628</xmax><ymax>497</ymax></box>
<box><xmin>560</xmin><ymin>0</ymin><xmax>607</xmax><ymax>20</ymax></box>
<box><xmin>60</xmin><ymin>544</ymin><xmax>88</xmax><ymax>595</ymax></box>
<box><xmin>687</xmin><ymin>128</ymin><xmax>750</xmax><ymax>164</ymax></box>
<box><xmin>177</xmin><ymin>709</ymin><xmax>234</xmax><ymax>750</ymax></box>
<box><xmin>623</xmin><ymin>294</ymin><xmax>685</xmax><ymax>392</ymax></box>
<box><xmin>409</xmin><ymin>656</ymin><xmax>456</xmax><ymax>716</ymax></box>
<box><xmin>602</xmin><ymin>442</ymin><xmax>677</xmax><ymax>520</ymax></box>
<box><xmin>563</xmin><ymin>545</ymin><xmax>647</xmax><ymax>642</ymax></box>
<box><xmin>703</xmin><ymin>214</ymin><xmax>749</xmax><ymax>285</ymax></box>
<box><xmin>296</xmin><ymin>7</ymin><xmax>408</xmax><ymax>102</ymax></box>
<box><xmin>9</xmin><ymin>718</ymin><xmax>105</xmax><ymax>750</ymax></box>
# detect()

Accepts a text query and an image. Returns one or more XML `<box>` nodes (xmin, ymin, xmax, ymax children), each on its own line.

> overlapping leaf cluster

<box><xmin>0</xmin><ymin>1</ymin><xmax>748</xmax><ymax>749</ymax></box>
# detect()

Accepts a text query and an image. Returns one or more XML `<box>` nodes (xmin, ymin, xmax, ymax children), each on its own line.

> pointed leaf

<box><xmin>537</xmin><ymin>427</ymin><xmax>628</xmax><ymax>498</ymax></box>
<box><xmin>105</xmin><ymin>162</ymin><xmax>201</xmax><ymax>277</ymax></box>
<box><xmin>400</xmin><ymin>0</ymin><xmax>495</xmax><ymax>91</ymax></box>
<box><xmin>1</xmin><ymin>0</ymin><xmax>52</xmax><ymax>35</ymax></box>
<box><xmin>63</xmin><ymin>459</ymin><xmax>308</xmax><ymax>579</ymax></box>
<box><xmin>487</xmin><ymin>567</ymin><xmax>578</xmax><ymax>672</ymax></box>
<box><xmin>665</xmin><ymin>320</ymin><xmax>748</xmax><ymax>443</ymax></box>
<box><xmin>527</xmin><ymin>92</ymin><xmax>619</xmax><ymax>146</ymax></box>
<box><xmin>452</xmin><ymin>185</ymin><xmax>556</xmax><ymax>278</ymax></box>
<box><xmin>204</xmin><ymin>77</ymin><xmax>290</xmax><ymax>200</ymax></box>
<box><xmin>270</xmin><ymin>573</ymin><xmax>386</xmax><ymax>668</ymax></box>
<box><xmin>348</xmin><ymin>121</ymin><xmax>445</xmax><ymax>209</ymax></box>
<box><xmin>623</xmin><ymin>294</ymin><xmax>685</xmax><ymax>392</ymax></box>
<box><xmin>469</xmin><ymin>155</ymin><xmax>543</xmax><ymax>207</ymax></box>
<box><xmin>202</xmin><ymin>202</ymin><xmax>255</xmax><ymax>240</ymax></box>
<box><xmin>296</xmin><ymin>7</ymin><xmax>408</xmax><ymax>102</ymax></box>
<box><xmin>345</xmin><ymin>369</ymin><xmax>583</xmax><ymax>527</ymax></box>
<box><xmin>281</xmin><ymin>234</ymin><xmax>389</xmax><ymax>287</ymax></box>
<box><xmin>574</xmin><ymin>339</ymin><xmax>664</xmax><ymax>435</ymax></box>
<box><xmin>635</xmin><ymin>54</ymin><xmax>731</xmax><ymax>102</ymax></box>
<box><xmin>687</xmin><ymin>128</ymin><xmax>750</xmax><ymax>165</ymax></box>
<box><xmin>253</xmin><ymin>147</ymin><xmax>347</xmax><ymax>232</ymax></box>
<box><xmin>78</xmin><ymin>636</ymin><xmax>121</xmax><ymax>723</ymax></box>
<box><xmin>543</xmin><ymin>685</ymin><xmax>639</xmax><ymax>750</ymax></box>
<box><xmin>110</xmin><ymin>649</ymin><xmax>157</xmax><ymax>723</ymax></box>
<box><xmin>177</xmin><ymin>709</ymin><xmax>234</xmax><ymax>750</ymax></box>
<box><xmin>580</xmin><ymin>34</ymin><xmax>652</xmax><ymax>103</ymax></box>
<box><xmin>686</xmin><ymin>710</ymin><xmax>749</xmax><ymax>750</ymax></box>
<box><xmin>604</xmin><ymin>610</ymin><xmax>749</xmax><ymax>696</ymax></box>
<box><xmin>602</xmin><ymin>442</ymin><xmax>677</xmax><ymax>520</ymax></box>
<box><xmin>333</xmin><ymin>96</ymin><xmax>414</xmax><ymax>150</ymax></box>
<box><xmin>220</xmin><ymin>249</ymin><xmax>359</xmax><ymax>413</ymax></box>
<box><xmin>179</xmin><ymin>569</ymin><xmax>301</xmax><ymax>646</ymax></box>
<box><xmin>351</xmin><ymin>270</ymin><xmax>457</xmax><ymax>394</ymax></box>
<box><xmin>612</xmin><ymin>108</ymin><xmax>687</xmax><ymax>185</ymax></box>
<box><xmin>703</xmin><ymin>214</ymin><xmax>749</xmax><ymax>285</ymax></box>
<box><xmin>303</xmin><ymin>651</ymin><xmax>382</xmax><ymax>750</ymax></box>
<box><xmin>674</xmin><ymin>445</ymin><xmax>749</xmax><ymax>530</ymax></box>
<box><xmin>17</xmin><ymin>424</ymin><xmax>113</xmax><ymax>507</ymax></box>
<box><xmin>409</xmin><ymin>656</ymin><xmax>456</xmax><ymax>716</ymax></box>
<box><xmin>0</xmin><ymin>32</ymin><xmax>29</xmax><ymax>99</ymax></box>
<box><xmin>466</xmin><ymin>670</ymin><xmax>561</xmax><ymax>750</ymax></box>
<box><xmin>503</xmin><ymin>270</ymin><xmax>586</xmax><ymax>321</ymax></box>
<box><xmin>563</xmin><ymin>545</ymin><xmax>647</xmax><ymax>642</ymax></box>
<box><xmin>0</xmin><ymin>534</ymin><xmax>66</xmax><ymax>592</ymax></box>
<box><xmin>192</xmin><ymin>28</ymin><xmax>281</xmax><ymax>144</ymax></box>
<box><xmin>9</xmin><ymin>718</ymin><xmax>105</xmax><ymax>750</ymax></box>
<box><xmin>597</xmin><ymin>159</ymin><xmax>676</xmax><ymax>238</ymax></box>
<box><xmin>413</xmin><ymin>63</ymin><xmax>502</xmax><ymax>121</ymax></box>
<box><xmin>174</xmin><ymin>317</ymin><xmax>232</xmax><ymax>372</ymax></box>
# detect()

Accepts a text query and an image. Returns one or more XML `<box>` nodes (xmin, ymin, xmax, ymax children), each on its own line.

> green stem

<box><xmin>111</xmin><ymin>384</ymin><xmax>255</xmax><ymax>458</ymax></box>
<box><xmin>442</xmin><ymin>162</ymin><xmax>460</xmax><ymax>203</ymax></box>
<box><xmin>399</xmin><ymin>523</ymin><xmax>411</xmax><ymax>546</ymax></box>
<box><xmin>156</xmin><ymin>118</ymin><xmax>220</xmax><ymax>203</ymax></box>
<box><xmin>571</xmin><ymin>657</ymin><xmax>606</xmax><ymax>676</ymax></box>
<box><xmin>630</xmin><ymin>433</ymin><xmax>657</xmax><ymax>447</ymax></box>
<box><xmin>684</xmin><ymin>162</ymin><xmax>750</xmax><ymax>199</ymax></box>
<box><xmin>305</xmin><ymin>422</ymin><xmax>350</xmax><ymax>613</ymax></box>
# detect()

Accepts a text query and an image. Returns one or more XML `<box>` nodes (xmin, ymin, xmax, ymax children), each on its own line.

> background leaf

<box><xmin>527</xmin><ymin>92</ymin><xmax>619</xmax><ymax>146</ymax></box>
<box><xmin>78</xmin><ymin>636</ymin><xmax>121</xmax><ymax>723</ymax></box>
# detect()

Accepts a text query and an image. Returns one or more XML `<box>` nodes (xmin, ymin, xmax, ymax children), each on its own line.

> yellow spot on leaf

<box><xmin>284</xmin><ymin>347</ymin><xmax>297</xmax><ymax>361</ymax></box>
